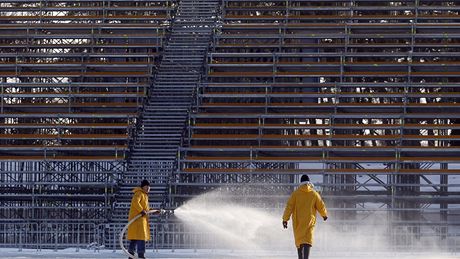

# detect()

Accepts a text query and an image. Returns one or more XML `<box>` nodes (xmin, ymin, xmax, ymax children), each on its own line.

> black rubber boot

<box><xmin>297</xmin><ymin>244</ymin><xmax>311</xmax><ymax>259</ymax></box>
<box><xmin>138</xmin><ymin>253</ymin><xmax>146</xmax><ymax>259</ymax></box>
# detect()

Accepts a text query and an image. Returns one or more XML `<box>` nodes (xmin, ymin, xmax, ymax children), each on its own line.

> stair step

<box><xmin>131</xmin><ymin>151</ymin><xmax>177</xmax><ymax>154</ymax></box>
<box><xmin>157</xmin><ymin>70</ymin><xmax>200</xmax><ymax>73</ymax></box>
<box><xmin>130</xmin><ymin>158</ymin><xmax>176</xmax><ymax>161</ymax></box>
<box><xmin>164</xmin><ymin>48</ymin><xmax>205</xmax><ymax>51</ymax></box>
<box><xmin>136</xmin><ymin>125</ymin><xmax>185</xmax><ymax>129</ymax></box>
<box><xmin>141</xmin><ymin>122</ymin><xmax>184</xmax><ymax>125</ymax></box>
<box><xmin>135</xmin><ymin>129</ymin><xmax>182</xmax><ymax>133</ymax></box>
<box><xmin>162</xmin><ymin>55</ymin><xmax>204</xmax><ymax>57</ymax></box>
<box><xmin>129</xmin><ymin>150</ymin><xmax>178</xmax><ymax>154</ymax></box>
<box><xmin>132</xmin><ymin>142</ymin><xmax>181</xmax><ymax>145</ymax></box>
<box><xmin>141</xmin><ymin>124</ymin><xmax>184</xmax><ymax>127</ymax></box>
<box><xmin>156</xmin><ymin>74</ymin><xmax>200</xmax><ymax>77</ymax></box>
<box><xmin>127</xmin><ymin>167</ymin><xmax>173</xmax><ymax>171</ymax></box>
<box><xmin>142</xmin><ymin>118</ymin><xmax>186</xmax><ymax>121</ymax></box>
<box><xmin>132</xmin><ymin>137</ymin><xmax>181</xmax><ymax>141</ymax></box>
<box><xmin>144</xmin><ymin>110</ymin><xmax>188</xmax><ymax>113</ymax></box>
<box><xmin>147</xmin><ymin>102</ymin><xmax>190</xmax><ymax>105</ymax></box>
<box><xmin>147</xmin><ymin>99</ymin><xmax>191</xmax><ymax>102</ymax></box>
<box><xmin>133</xmin><ymin>146</ymin><xmax>178</xmax><ymax>150</ymax></box>
<box><xmin>131</xmin><ymin>149</ymin><xmax>177</xmax><ymax>153</ymax></box>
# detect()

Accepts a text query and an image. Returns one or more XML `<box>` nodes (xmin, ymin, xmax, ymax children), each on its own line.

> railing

<box><xmin>1</xmin><ymin>221</ymin><xmax>459</xmax><ymax>252</ymax></box>
<box><xmin>0</xmin><ymin>222</ymin><xmax>100</xmax><ymax>251</ymax></box>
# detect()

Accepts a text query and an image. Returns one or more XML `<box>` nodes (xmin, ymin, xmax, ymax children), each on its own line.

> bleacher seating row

<box><xmin>180</xmin><ymin>0</ymin><xmax>460</xmax><ymax>176</ymax></box>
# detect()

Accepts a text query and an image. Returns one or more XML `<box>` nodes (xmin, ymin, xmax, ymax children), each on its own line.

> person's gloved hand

<box><xmin>140</xmin><ymin>210</ymin><xmax>147</xmax><ymax>216</ymax></box>
<box><xmin>323</xmin><ymin>216</ymin><xmax>328</xmax><ymax>221</ymax></box>
<box><xmin>282</xmin><ymin>221</ymin><xmax>288</xmax><ymax>229</ymax></box>
<box><xmin>150</xmin><ymin>209</ymin><xmax>161</xmax><ymax>215</ymax></box>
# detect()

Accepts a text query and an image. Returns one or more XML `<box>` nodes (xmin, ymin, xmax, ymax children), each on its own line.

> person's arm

<box><xmin>145</xmin><ymin>196</ymin><xmax>151</xmax><ymax>212</ymax></box>
<box><xmin>282</xmin><ymin>193</ymin><xmax>296</xmax><ymax>228</ymax></box>
<box><xmin>315</xmin><ymin>192</ymin><xmax>328</xmax><ymax>221</ymax></box>
<box><xmin>131</xmin><ymin>192</ymin><xmax>146</xmax><ymax>216</ymax></box>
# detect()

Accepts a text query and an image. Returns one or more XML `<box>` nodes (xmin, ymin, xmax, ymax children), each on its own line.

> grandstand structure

<box><xmin>1</xmin><ymin>0</ymin><xmax>460</xmax><ymax>250</ymax></box>
<box><xmin>175</xmin><ymin>0</ymin><xmax>460</xmax><ymax>246</ymax></box>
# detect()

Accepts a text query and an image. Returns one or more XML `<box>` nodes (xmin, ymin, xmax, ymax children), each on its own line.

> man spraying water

<box><xmin>126</xmin><ymin>179</ymin><xmax>157</xmax><ymax>259</ymax></box>
<box><xmin>120</xmin><ymin>179</ymin><xmax>173</xmax><ymax>259</ymax></box>
<box><xmin>282</xmin><ymin>175</ymin><xmax>328</xmax><ymax>259</ymax></box>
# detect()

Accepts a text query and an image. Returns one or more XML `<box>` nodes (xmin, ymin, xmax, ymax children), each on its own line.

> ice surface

<box><xmin>0</xmin><ymin>248</ymin><xmax>458</xmax><ymax>259</ymax></box>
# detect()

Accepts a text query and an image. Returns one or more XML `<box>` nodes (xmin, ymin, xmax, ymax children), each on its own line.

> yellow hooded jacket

<box><xmin>127</xmin><ymin>187</ymin><xmax>151</xmax><ymax>241</ymax></box>
<box><xmin>282</xmin><ymin>184</ymin><xmax>327</xmax><ymax>248</ymax></box>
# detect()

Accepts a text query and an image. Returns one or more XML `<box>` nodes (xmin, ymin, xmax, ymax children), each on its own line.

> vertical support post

<box><xmin>19</xmin><ymin>226</ymin><xmax>23</xmax><ymax>252</ymax></box>
<box><xmin>440</xmin><ymin>163</ymin><xmax>448</xmax><ymax>240</ymax></box>
<box><xmin>0</xmin><ymin>78</ymin><xmax>3</xmax><ymax>113</ymax></box>
<box><xmin>54</xmin><ymin>227</ymin><xmax>58</xmax><ymax>252</ymax></box>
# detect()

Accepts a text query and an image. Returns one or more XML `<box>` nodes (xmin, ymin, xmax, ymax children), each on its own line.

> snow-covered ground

<box><xmin>1</xmin><ymin>248</ymin><xmax>458</xmax><ymax>259</ymax></box>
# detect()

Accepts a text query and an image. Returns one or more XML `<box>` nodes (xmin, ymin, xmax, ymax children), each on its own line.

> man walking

<box><xmin>282</xmin><ymin>175</ymin><xmax>328</xmax><ymax>259</ymax></box>
<box><xmin>127</xmin><ymin>179</ymin><xmax>151</xmax><ymax>259</ymax></box>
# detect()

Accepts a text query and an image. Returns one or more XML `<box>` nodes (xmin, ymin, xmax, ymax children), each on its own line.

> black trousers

<box><xmin>128</xmin><ymin>240</ymin><xmax>145</xmax><ymax>258</ymax></box>
<box><xmin>297</xmin><ymin>243</ymin><xmax>311</xmax><ymax>259</ymax></box>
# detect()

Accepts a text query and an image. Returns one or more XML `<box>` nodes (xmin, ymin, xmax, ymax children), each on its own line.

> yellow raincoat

<box><xmin>127</xmin><ymin>187</ymin><xmax>151</xmax><ymax>241</ymax></box>
<box><xmin>282</xmin><ymin>184</ymin><xmax>327</xmax><ymax>248</ymax></box>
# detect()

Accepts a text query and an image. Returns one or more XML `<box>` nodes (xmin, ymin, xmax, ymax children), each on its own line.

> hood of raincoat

<box><xmin>299</xmin><ymin>183</ymin><xmax>314</xmax><ymax>193</ymax></box>
<box><xmin>132</xmin><ymin>186</ymin><xmax>147</xmax><ymax>194</ymax></box>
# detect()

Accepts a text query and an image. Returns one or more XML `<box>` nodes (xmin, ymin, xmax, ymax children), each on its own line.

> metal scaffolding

<box><xmin>1</xmin><ymin>0</ymin><xmax>460</xmax><ymax>251</ymax></box>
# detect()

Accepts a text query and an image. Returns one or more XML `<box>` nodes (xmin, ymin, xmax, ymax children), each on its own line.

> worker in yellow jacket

<box><xmin>282</xmin><ymin>175</ymin><xmax>328</xmax><ymax>259</ymax></box>
<box><xmin>127</xmin><ymin>179</ymin><xmax>152</xmax><ymax>259</ymax></box>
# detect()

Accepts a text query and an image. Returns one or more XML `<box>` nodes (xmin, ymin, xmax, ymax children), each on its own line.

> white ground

<box><xmin>1</xmin><ymin>248</ymin><xmax>458</xmax><ymax>259</ymax></box>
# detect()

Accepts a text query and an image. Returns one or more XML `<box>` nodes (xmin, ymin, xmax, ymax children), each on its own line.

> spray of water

<box><xmin>174</xmin><ymin>188</ymin><xmax>456</xmax><ymax>258</ymax></box>
<box><xmin>175</xmin><ymin>189</ymin><xmax>293</xmax><ymax>251</ymax></box>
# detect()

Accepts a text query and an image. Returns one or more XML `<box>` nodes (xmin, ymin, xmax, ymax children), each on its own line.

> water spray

<box><xmin>119</xmin><ymin>208</ymin><xmax>174</xmax><ymax>259</ymax></box>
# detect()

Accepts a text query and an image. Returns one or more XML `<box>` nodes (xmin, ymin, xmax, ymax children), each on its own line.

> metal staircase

<box><xmin>109</xmin><ymin>0</ymin><xmax>220</xmax><ymax>231</ymax></box>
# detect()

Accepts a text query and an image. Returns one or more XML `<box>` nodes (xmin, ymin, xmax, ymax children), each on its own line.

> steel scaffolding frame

<box><xmin>2</xmin><ymin>0</ymin><xmax>460</xmax><ymax>251</ymax></box>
